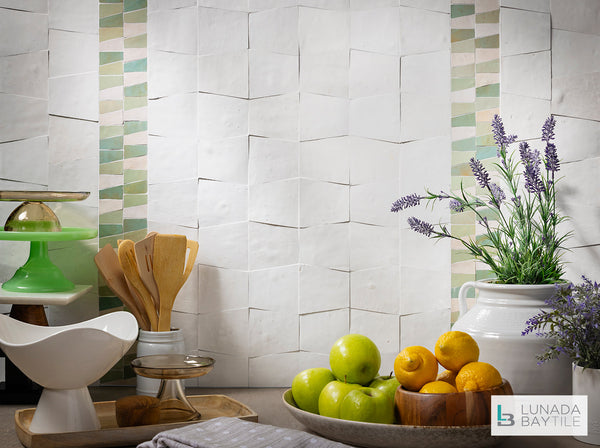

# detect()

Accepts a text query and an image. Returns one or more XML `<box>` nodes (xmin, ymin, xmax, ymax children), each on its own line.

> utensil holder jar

<box><xmin>136</xmin><ymin>329</ymin><xmax>185</xmax><ymax>396</ymax></box>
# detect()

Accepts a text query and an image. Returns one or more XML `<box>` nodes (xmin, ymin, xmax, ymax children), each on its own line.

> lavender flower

<box><xmin>544</xmin><ymin>142</ymin><xmax>560</xmax><ymax>173</ymax></box>
<box><xmin>491</xmin><ymin>114</ymin><xmax>517</xmax><ymax>150</ymax></box>
<box><xmin>391</xmin><ymin>193</ymin><xmax>422</xmax><ymax>212</ymax></box>
<box><xmin>407</xmin><ymin>217</ymin><xmax>434</xmax><ymax>237</ymax></box>
<box><xmin>449</xmin><ymin>199</ymin><xmax>465</xmax><ymax>212</ymax></box>
<box><xmin>489</xmin><ymin>183</ymin><xmax>505</xmax><ymax>207</ymax></box>
<box><xmin>541</xmin><ymin>116</ymin><xmax>556</xmax><ymax>143</ymax></box>
<box><xmin>519</xmin><ymin>142</ymin><xmax>545</xmax><ymax>193</ymax></box>
<box><xmin>469</xmin><ymin>157</ymin><xmax>491</xmax><ymax>189</ymax></box>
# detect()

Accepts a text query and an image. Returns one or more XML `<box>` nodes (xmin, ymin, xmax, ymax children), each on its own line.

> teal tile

<box><xmin>124</xmin><ymin>58</ymin><xmax>147</xmax><ymax>72</ymax></box>
<box><xmin>124</xmin><ymin>0</ymin><xmax>147</xmax><ymax>12</ymax></box>
<box><xmin>100</xmin><ymin>136</ymin><xmax>124</xmax><ymax>150</ymax></box>
<box><xmin>452</xmin><ymin>137</ymin><xmax>477</xmax><ymax>152</ymax></box>
<box><xmin>125</xmin><ymin>144</ymin><xmax>147</xmax><ymax>158</ymax></box>
<box><xmin>124</xmin><ymin>82</ymin><xmax>147</xmax><ymax>97</ymax></box>
<box><xmin>476</xmin><ymin>83</ymin><xmax>500</xmax><ymax>97</ymax></box>
<box><xmin>100</xmin><ymin>52</ymin><xmax>123</xmax><ymax>65</ymax></box>
<box><xmin>100</xmin><ymin>185</ymin><xmax>124</xmax><ymax>200</ymax></box>
<box><xmin>100</xmin><ymin>13</ymin><xmax>124</xmax><ymax>28</ymax></box>
<box><xmin>99</xmin><ymin>224</ymin><xmax>123</xmax><ymax>238</ymax></box>
<box><xmin>124</xmin><ymin>218</ymin><xmax>147</xmax><ymax>232</ymax></box>
<box><xmin>124</xmin><ymin>120</ymin><xmax>147</xmax><ymax>135</ymax></box>
<box><xmin>100</xmin><ymin>150</ymin><xmax>123</xmax><ymax>163</ymax></box>
<box><xmin>451</xmin><ymin>4</ymin><xmax>475</xmax><ymax>18</ymax></box>
<box><xmin>452</xmin><ymin>113</ymin><xmax>476</xmax><ymax>127</ymax></box>
<box><xmin>124</xmin><ymin>181</ymin><xmax>147</xmax><ymax>194</ymax></box>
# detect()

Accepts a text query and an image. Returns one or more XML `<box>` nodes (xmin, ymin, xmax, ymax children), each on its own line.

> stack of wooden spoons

<box><xmin>94</xmin><ymin>233</ymin><xmax>198</xmax><ymax>331</ymax></box>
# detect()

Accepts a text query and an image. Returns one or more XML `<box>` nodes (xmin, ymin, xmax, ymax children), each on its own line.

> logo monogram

<box><xmin>497</xmin><ymin>404</ymin><xmax>515</xmax><ymax>426</ymax></box>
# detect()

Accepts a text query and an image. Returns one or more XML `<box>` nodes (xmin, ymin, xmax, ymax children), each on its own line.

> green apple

<box><xmin>329</xmin><ymin>334</ymin><xmax>381</xmax><ymax>385</ymax></box>
<box><xmin>318</xmin><ymin>380</ymin><xmax>362</xmax><ymax>419</ymax></box>
<box><xmin>369</xmin><ymin>374</ymin><xmax>400</xmax><ymax>403</ymax></box>
<box><xmin>291</xmin><ymin>367</ymin><xmax>336</xmax><ymax>414</ymax></box>
<box><xmin>339</xmin><ymin>387</ymin><xmax>395</xmax><ymax>424</ymax></box>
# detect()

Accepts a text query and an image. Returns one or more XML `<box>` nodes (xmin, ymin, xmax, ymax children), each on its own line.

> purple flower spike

<box><xmin>407</xmin><ymin>217</ymin><xmax>434</xmax><ymax>237</ymax></box>
<box><xmin>489</xmin><ymin>183</ymin><xmax>505</xmax><ymax>206</ymax></box>
<box><xmin>519</xmin><ymin>142</ymin><xmax>545</xmax><ymax>193</ymax></box>
<box><xmin>469</xmin><ymin>157</ymin><xmax>491</xmax><ymax>189</ymax></box>
<box><xmin>545</xmin><ymin>142</ymin><xmax>560</xmax><ymax>173</ymax></box>
<box><xmin>541</xmin><ymin>116</ymin><xmax>556</xmax><ymax>142</ymax></box>
<box><xmin>449</xmin><ymin>199</ymin><xmax>465</xmax><ymax>212</ymax></box>
<box><xmin>491</xmin><ymin>114</ymin><xmax>518</xmax><ymax>150</ymax></box>
<box><xmin>391</xmin><ymin>193</ymin><xmax>422</xmax><ymax>212</ymax></box>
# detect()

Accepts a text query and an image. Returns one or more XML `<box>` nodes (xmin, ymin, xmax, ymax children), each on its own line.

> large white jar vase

<box><xmin>573</xmin><ymin>364</ymin><xmax>600</xmax><ymax>445</ymax></box>
<box><xmin>452</xmin><ymin>280</ymin><xmax>571</xmax><ymax>395</ymax></box>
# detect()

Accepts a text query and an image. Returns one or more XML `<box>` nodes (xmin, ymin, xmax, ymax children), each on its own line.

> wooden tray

<box><xmin>15</xmin><ymin>395</ymin><xmax>258</xmax><ymax>448</ymax></box>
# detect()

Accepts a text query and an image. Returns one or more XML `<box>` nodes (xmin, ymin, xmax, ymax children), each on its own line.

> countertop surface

<box><xmin>0</xmin><ymin>386</ymin><xmax>591</xmax><ymax>448</ymax></box>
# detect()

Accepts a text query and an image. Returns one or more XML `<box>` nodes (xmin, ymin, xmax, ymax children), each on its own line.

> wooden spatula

<box><xmin>135</xmin><ymin>232</ymin><xmax>159</xmax><ymax>309</ymax></box>
<box><xmin>118</xmin><ymin>239</ymin><xmax>159</xmax><ymax>332</ymax></box>
<box><xmin>153</xmin><ymin>234</ymin><xmax>187</xmax><ymax>331</ymax></box>
<box><xmin>94</xmin><ymin>244</ymin><xmax>150</xmax><ymax>330</ymax></box>
<box><xmin>180</xmin><ymin>239</ymin><xmax>199</xmax><ymax>289</ymax></box>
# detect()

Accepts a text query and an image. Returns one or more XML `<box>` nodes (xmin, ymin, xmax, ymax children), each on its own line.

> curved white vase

<box><xmin>452</xmin><ymin>280</ymin><xmax>571</xmax><ymax>395</ymax></box>
<box><xmin>573</xmin><ymin>364</ymin><xmax>600</xmax><ymax>445</ymax></box>
<box><xmin>0</xmin><ymin>311</ymin><xmax>138</xmax><ymax>433</ymax></box>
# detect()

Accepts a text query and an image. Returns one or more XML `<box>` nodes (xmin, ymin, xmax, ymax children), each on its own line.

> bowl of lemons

<box><xmin>394</xmin><ymin>331</ymin><xmax>513</xmax><ymax>427</ymax></box>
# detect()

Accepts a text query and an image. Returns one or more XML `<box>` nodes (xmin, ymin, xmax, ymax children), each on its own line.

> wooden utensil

<box><xmin>180</xmin><ymin>239</ymin><xmax>199</xmax><ymax>289</ymax></box>
<box><xmin>135</xmin><ymin>232</ymin><xmax>159</xmax><ymax>309</ymax></box>
<box><xmin>153</xmin><ymin>234</ymin><xmax>187</xmax><ymax>331</ymax></box>
<box><xmin>94</xmin><ymin>244</ymin><xmax>150</xmax><ymax>331</ymax></box>
<box><xmin>118</xmin><ymin>239</ymin><xmax>159</xmax><ymax>331</ymax></box>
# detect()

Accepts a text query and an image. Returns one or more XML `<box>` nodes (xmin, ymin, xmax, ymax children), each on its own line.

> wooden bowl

<box><xmin>395</xmin><ymin>379</ymin><xmax>513</xmax><ymax>426</ymax></box>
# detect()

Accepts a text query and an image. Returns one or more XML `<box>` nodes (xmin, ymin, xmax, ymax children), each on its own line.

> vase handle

<box><xmin>458</xmin><ymin>281</ymin><xmax>477</xmax><ymax>317</ymax></box>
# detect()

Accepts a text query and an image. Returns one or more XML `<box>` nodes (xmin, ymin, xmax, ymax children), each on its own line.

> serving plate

<box><xmin>282</xmin><ymin>389</ymin><xmax>502</xmax><ymax>448</ymax></box>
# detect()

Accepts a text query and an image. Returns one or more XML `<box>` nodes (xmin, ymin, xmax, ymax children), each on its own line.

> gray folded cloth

<box><xmin>137</xmin><ymin>416</ymin><xmax>355</xmax><ymax>448</ymax></box>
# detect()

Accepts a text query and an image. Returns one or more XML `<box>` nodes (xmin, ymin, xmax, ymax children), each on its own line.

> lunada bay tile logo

<box><xmin>492</xmin><ymin>396</ymin><xmax>587</xmax><ymax>436</ymax></box>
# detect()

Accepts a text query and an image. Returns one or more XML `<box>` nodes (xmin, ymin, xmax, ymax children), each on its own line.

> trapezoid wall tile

<box><xmin>199</xmin><ymin>265</ymin><xmax>249</xmax><ymax>314</ymax></box>
<box><xmin>500</xmin><ymin>7</ymin><xmax>550</xmax><ymax>57</ymax></box>
<box><xmin>148</xmin><ymin>93</ymin><xmax>197</xmax><ymax>138</ymax></box>
<box><xmin>0</xmin><ymin>51</ymin><xmax>48</xmax><ymax>99</ymax></box>
<box><xmin>501</xmin><ymin>0</ymin><xmax>549</xmax><ymax>13</ymax></box>
<box><xmin>501</xmin><ymin>51</ymin><xmax>550</xmax><ymax>99</ymax></box>
<box><xmin>147</xmin><ymin>179</ymin><xmax>198</xmax><ymax>228</ymax></box>
<box><xmin>249</xmin><ymin>178</ymin><xmax>299</xmax><ymax>227</ymax></box>
<box><xmin>552</xmin><ymin>29</ymin><xmax>600</xmax><ymax>80</ymax></box>
<box><xmin>49</xmin><ymin>157</ymin><xmax>99</xmax><ymax>202</ymax></box>
<box><xmin>300</xmin><ymin>93</ymin><xmax>348</xmax><ymax>141</ymax></box>
<box><xmin>349</xmin><ymin>223</ymin><xmax>399</xmax><ymax>271</ymax></box>
<box><xmin>148</xmin><ymin>135</ymin><xmax>197</xmax><ymax>183</ymax></box>
<box><xmin>0</xmin><ymin>0</ymin><xmax>48</xmax><ymax>13</ymax></box>
<box><xmin>49</xmin><ymin>29</ymin><xmax>97</xmax><ymax>77</ymax></box>
<box><xmin>500</xmin><ymin>93</ymin><xmax>550</xmax><ymax>140</ymax></box>
<box><xmin>349</xmin><ymin>136</ymin><xmax>399</xmax><ymax>185</ymax></box>
<box><xmin>249</xmin><ymin>50</ymin><xmax>297</xmax><ymax>99</ymax></box>
<box><xmin>350</xmin><ymin>179</ymin><xmax>399</xmax><ymax>226</ymax></box>
<box><xmin>299</xmin><ymin>179</ymin><xmax>349</xmax><ymax>227</ymax></box>
<box><xmin>200</xmin><ymin>135</ymin><xmax>249</xmax><ymax>184</ymax></box>
<box><xmin>49</xmin><ymin>0</ymin><xmax>98</xmax><ymax>34</ymax></box>
<box><xmin>299</xmin><ymin>0</ymin><xmax>349</xmax><ymax>9</ymax></box>
<box><xmin>249</xmin><ymin>6</ymin><xmax>299</xmax><ymax>55</ymax></box>
<box><xmin>0</xmin><ymin>8</ymin><xmax>48</xmax><ymax>56</ymax></box>
<box><xmin>400</xmin><ymin>308</ymin><xmax>450</xmax><ymax>349</ymax></box>
<box><xmin>298</xmin><ymin>265</ymin><xmax>349</xmax><ymax>314</ymax></box>
<box><xmin>249</xmin><ymin>93</ymin><xmax>298</xmax><ymax>140</ymax></box>
<box><xmin>150</xmin><ymin>0</ymin><xmax>197</xmax><ymax>11</ymax></box>
<box><xmin>249</xmin><ymin>265</ymin><xmax>299</xmax><ymax>312</ymax></box>
<box><xmin>200</xmin><ymin>0</ymin><xmax>249</xmax><ymax>11</ymax></box>
<box><xmin>249</xmin><ymin>0</ymin><xmax>298</xmax><ymax>12</ymax></box>
<box><xmin>199</xmin><ymin>50</ymin><xmax>248</xmax><ymax>98</ymax></box>
<box><xmin>399</xmin><ymin>265</ymin><xmax>450</xmax><ymax>315</ymax></box>
<box><xmin>299</xmin><ymin>137</ymin><xmax>350</xmax><ymax>185</ymax></box>
<box><xmin>198</xmin><ymin>179</ymin><xmax>248</xmax><ymax>228</ymax></box>
<box><xmin>399</xmin><ymin>6</ymin><xmax>449</xmax><ymax>56</ymax></box>
<box><xmin>249</xmin><ymin>137</ymin><xmax>298</xmax><ymax>185</ymax></box>
<box><xmin>249</xmin><ymin>352</ymin><xmax>329</xmax><ymax>388</ymax></box>
<box><xmin>0</xmin><ymin>94</ymin><xmax>47</xmax><ymax>143</ymax></box>
<box><xmin>552</xmin><ymin>73</ymin><xmax>600</xmax><ymax>122</ymax></box>
<box><xmin>350</xmin><ymin>266</ymin><xmax>400</xmax><ymax>315</ymax></box>
<box><xmin>399</xmin><ymin>0</ymin><xmax>449</xmax><ymax>13</ymax></box>
<box><xmin>298</xmin><ymin>7</ymin><xmax>349</xmax><ymax>54</ymax></box>
<box><xmin>400</xmin><ymin>92</ymin><xmax>451</xmax><ymax>142</ymax></box>
<box><xmin>249</xmin><ymin>309</ymin><xmax>299</xmax><ymax>357</ymax></box>
<box><xmin>349</xmin><ymin>94</ymin><xmax>400</xmax><ymax>142</ymax></box>
<box><xmin>300</xmin><ymin>308</ymin><xmax>350</xmax><ymax>354</ymax></box>
<box><xmin>198</xmin><ymin>7</ymin><xmax>248</xmax><ymax>55</ymax></box>
<box><xmin>299</xmin><ymin>223</ymin><xmax>350</xmax><ymax>271</ymax></box>
<box><xmin>350</xmin><ymin>309</ymin><xmax>399</xmax><ymax>368</ymax></box>
<box><xmin>0</xmin><ymin>136</ymin><xmax>48</xmax><ymax>185</ymax></box>
<box><xmin>196</xmin><ymin>351</ymin><xmax>249</xmax><ymax>388</ymax></box>
<box><xmin>197</xmin><ymin>222</ymin><xmax>248</xmax><ymax>270</ymax></box>
<box><xmin>550</xmin><ymin>0</ymin><xmax>599</xmax><ymax>35</ymax></box>
<box><xmin>300</xmin><ymin>50</ymin><xmax>349</xmax><ymax>97</ymax></box>
<box><xmin>147</xmin><ymin>7</ymin><xmax>197</xmax><ymax>54</ymax></box>
<box><xmin>401</xmin><ymin>50</ymin><xmax>451</xmax><ymax>96</ymax></box>
<box><xmin>248</xmin><ymin>222</ymin><xmax>299</xmax><ymax>270</ymax></box>
<box><xmin>349</xmin><ymin>50</ymin><xmax>399</xmax><ymax>99</ymax></box>
<box><xmin>350</xmin><ymin>7</ymin><xmax>399</xmax><ymax>55</ymax></box>
<box><xmin>148</xmin><ymin>50</ymin><xmax>197</xmax><ymax>98</ymax></box>
<box><xmin>197</xmin><ymin>308</ymin><xmax>249</xmax><ymax>357</ymax></box>
<box><xmin>554</xmin><ymin>116</ymin><xmax>600</xmax><ymax>163</ymax></box>
<box><xmin>49</xmin><ymin>72</ymin><xmax>99</xmax><ymax>121</ymax></box>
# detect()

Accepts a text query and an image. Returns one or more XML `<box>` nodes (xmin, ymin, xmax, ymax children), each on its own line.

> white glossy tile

<box><xmin>351</xmin><ymin>0</ymin><xmax>398</xmax><ymax>8</ymax></box>
<box><xmin>400</xmin><ymin>265</ymin><xmax>450</xmax><ymax>315</ymax></box>
<box><xmin>0</xmin><ymin>94</ymin><xmax>46</xmax><ymax>143</ymax></box>
<box><xmin>199</xmin><ymin>136</ymin><xmax>249</xmax><ymax>184</ymax></box>
<box><xmin>49</xmin><ymin>0</ymin><xmax>97</xmax><ymax>34</ymax></box>
<box><xmin>249</xmin><ymin>50</ymin><xmax>298</xmax><ymax>98</ymax></box>
<box><xmin>0</xmin><ymin>8</ymin><xmax>47</xmax><ymax>56</ymax></box>
<box><xmin>298</xmin><ymin>265</ymin><xmax>349</xmax><ymax>314</ymax></box>
<box><xmin>350</xmin><ymin>179</ymin><xmax>399</xmax><ymax>226</ymax></box>
<box><xmin>349</xmin><ymin>136</ymin><xmax>399</xmax><ymax>185</ymax></box>
<box><xmin>249</xmin><ymin>0</ymin><xmax>297</xmax><ymax>11</ymax></box>
<box><xmin>350</xmin><ymin>7</ymin><xmax>399</xmax><ymax>54</ymax></box>
<box><xmin>552</xmin><ymin>30</ymin><xmax>600</xmax><ymax>79</ymax></box>
<box><xmin>249</xmin><ymin>6</ymin><xmax>299</xmax><ymax>55</ymax></box>
<box><xmin>299</xmin><ymin>179</ymin><xmax>349</xmax><ymax>227</ymax></box>
<box><xmin>351</xmin><ymin>266</ymin><xmax>400</xmax><ymax>314</ymax></box>
<box><xmin>0</xmin><ymin>0</ymin><xmax>47</xmax><ymax>12</ymax></box>
<box><xmin>399</xmin><ymin>0</ymin><xmax>448</xmax><ymax>12</ymax></box>
<box><xmin>196</xmin><ymin>351</ymin><xmax>249</xmax><ymax>387</ymax></box>
<box><xmin>150</xmin><ymin>0</ymin><xmax>196</xmax><ymax>11</ymax></box>
<box><xmin>249</xmin><ymin>93</ymin><xmax>299</xmax><ymax>140</ymax></box>
<box><xmin>172</xmin><ymin>264</ymin><xmax>199</xmax><ymax>314</ymax></box>
<box><xmin>148</xmin><ymin>7</ymin><xmax>197</xmax><ymax>55</ymax></box>
<box><xmin>298</xmin><ymin>7</ymin><xmax>349</xmax><ymax>53</ymax></box>
<box><xmin>170</xmin><ymin>310</ymin><xmax>198</xmax><ymax>355</ymax></box>
<box><xmin>249</xmin><ymin>179</ymin><xmax>298</xmax><ymax>227</ymax></box>
<box><xmin>197</xmin><ymin>222</ymin><xmax>248</xmax><ymax>270</ymax></box>
<box><xmin>300</xmin><ymin>309</ymin><xmax>349</xmax><ymax>354</ymax></box>
<box><xmin>350</xmin><ymin>309</ymin><xmax>399</xmax><ymax>358</ymax></box>
<box><xmin>400</xmin><ymin>92</ymin><xmax>451</xmax><ymax>141</ymax></box>
<box><xmin>299</xmin><ymin>0</ymin><xmax>349</xmax><ymax>8</ymax></box>
<box><xmin>198</xmin><ymin>179</ymin><xmax>248</xmax><ymax>227</ymax></box>
<box><xmin>148</xmin><ymin>136</ymin><xmax>196</xmax><ymax>183</ymax></box>
<box><xmin>49</xmin><ymin>157</ymin><xmax>98</xmax><ymax>203</ymax></box>
<box><xmin>148</xmin><ymin>179</ymin><xmax>198</xmax><ymax>228</ymax></box>
<box><xmin>249</xmin><ymin>265</ymin><xmax>299</xmax><ymax>312</ymax></box>
<box><xmin>249</xmin><ymin>351</ymin><xmax>330</xmax><ymax>388</ymax></box>
<box><xmin>401</xmin><ymin>50</ymin><xmax>450</xmax><ymax>96</ymax></box>
<box><xmin>350</xmin><ymin>223</ymin><xmax>399</xmax><ymax>271</ymax></box>
<box><xmin>349</xmin><ymin>50</ymin><xmax>399</xmax><ymax>98</ymax></box>
<box><xmin>248</xmin><ymin>222</ymin><xmax>298</xmax><ymax>270</ymax></box>
<box><xmin>197</xmin><ymin>308</ymin><xmax>249</xmax><ymax>356</ymax></box>
<box><xmin>349</xmin><ymin>94</ymin><xmax>400</xmax><ymax>142</ymax></box>
<box><xmin>149</xmin><ymin>94</ymin><xmax>197</xmax><ymax>138</ymax></box>
<box><xmin>501</xmin><ymin>93</ymin><xmax>551</xmax><ymax>141</ymax></box>
<box><xmin>552</xmin><ymin>74</ymin><xmax>600</xmax><ymax>122</ymax></box>
<box><xmin>199</xmin><ymin>0</ymin><xmax>249</xmax><ymax>11</ymax></box>
<box><xmin>299</xmin><ymin>223</ymin><xmax>350</xmax><ymax>271</ymax></box>
<box><xmin>399</xmin><ymin>7</ymin><xmax>449</xmax><ymax>56</ymax></box>
<box><xmin>49</xmin><ymin>29</ymin><xmax>97</xmax><ymax>78</ymax></box>
<box><xmin>148</xmin><ymin>50</ymin><xmax>197</xmax><ymax>98</ymax></box>
<box><xmin>300</xmin><ymin>93</ymin><xmax>348</xmax><ymax>141</ymax></box>
<box><xmin>500</xmin><ymin>8</ymin><xmax>550</xmax><ymax>57</ymax></box>
<box><xmin>0</xmin><ymin>136</ymin><xmax>48</xmax><ymax>185</ymax></box>
<box><xmin>502</xmin><ymin>51</ymin><xmax>550</xmax><ymax>100</ymax></box>
<box><xmin>300</xmin><ymin>137</ymin><xmax>350</xmax><ymax>184</ymax></box>
<box><xmin>400</xmin><ymin>226</ymin><xmax>450</xmax><ymax>271</ymax></box>
<box><xmin>198</xmin><ymin>93</ymin><xmax>247</xmax><ymax>139</ymax></box>
<box><xmin>550</xmin><ymin>0</ymin><xmax>598</xmax><ymax>34</ymax></box>
<box><xmin>199</xmin><ymin>265</ymin><xmax>249</xmax><ymax>313</ymax></box>
<box><xmin>502</xmin><ymin>0</ymin><xmax>549</xmax><ymax>12</ymax></box>
<box><xmin>49</xmin><ymin>72</ymin><xmax>98</xmax><ymax>121</ymax></box>
<box><xmin>300</xmin><ymin>50</ymin><xmax>349</xmax><ymax>97</ymax></box>
<box><xmin>249</xmin><ymin>309</ymin><xmax>299</xmax><ymax>357</ymax></box>
<box><xmin>563</xmin><ymin>246</ymin><xmax>600</xmax><ymax>287</ymax></box>
<box><xmin>198</xmin><ymin>7</ymin><xmax>248</xmax><ymax>55</ymax></box>
<box><xmin>248</xmin><ymin>137</ymin><xmax>298</xmax><ymax>185</ymax></box>
<box><xmin>47</xmin><ymin>290</ymin><xmax>98</xmax><ymax>326</ymax></box>
<box><xmin>0</xmin><ymin>51</ymin><xmax>47</xmax><ymax>99</ymax></box>
<box><xmin>199</xmin><ymin>51</ymin><xmax>248</xmax><ymax>99</ymax></box>
<box><xmin>400</xmin><ymin>309</ymin><xmax>450</xmax><ymax>351</ymax></box>
<box><xmin>554</xmin><ymin>116</ymin><xmax>600</xmax><ymax>163</ymax></box>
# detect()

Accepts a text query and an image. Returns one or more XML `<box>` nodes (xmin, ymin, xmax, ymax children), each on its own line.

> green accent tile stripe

<box><xmin>451</xmin><ymin>4</ymin><xmax>475</xmax><ymax>18</ymax></box>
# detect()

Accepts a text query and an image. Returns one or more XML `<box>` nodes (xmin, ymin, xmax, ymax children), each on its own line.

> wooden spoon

<box><xmin>94</xmin><ymin>244</ymin><xmax>150</xmax><ymax>330</ymax></box>
<box><xmin>135</xmin><ymin>232</ymin><xmax>159</xmax><ymax>309</ymax></box>
<box><xmin>180</xmin><ymin>239</ymin><xmax>199</xmax><ymax>289</ymax></box>
<box><xmin>118</xmin><ymin>239</ymin><xmax>159</xmax><ymax>331</ymax></box>
<box><xmin>153</xmin><ymin>234</ymin><xmax>187</xmax><ymax>331</ymax></box>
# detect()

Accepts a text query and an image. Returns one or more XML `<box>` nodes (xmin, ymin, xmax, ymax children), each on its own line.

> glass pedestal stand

<box><xmin>131</xmin><ymin>354</ymin><xmax>215</xmax><ymax>423</ymax></box>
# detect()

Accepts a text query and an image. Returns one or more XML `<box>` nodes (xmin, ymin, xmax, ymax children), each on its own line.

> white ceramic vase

<box><xmin>452</xmin><ymin>280</ymin><xmax>571</xmax><ymax>395</ymax></box>
<box><xmin>573</xmin><ymin>364</ymin><xmax>600</xmax><ymax>445</ymax></box>
<box><xmin>136</xmin><ymin>329</ymin><xmax>185</xmax><ymax>396</ymax></box>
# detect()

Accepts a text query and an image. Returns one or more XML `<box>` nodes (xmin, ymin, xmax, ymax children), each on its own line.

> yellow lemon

<box><xmin>455</xmin><ymin>361</ymin><xmax>502</xmax><ymax>392</ymax></box>
<box><xmin>394</xmin><ymin>346</ymin><xmax>438</xmax><ymax>392</ymax></box>
<box><xmin>434</xmin><ymin>331</ymin><xmax>479</xmax><ymax>372</ymax></box>
<box><xmin>436</xmin><ymin>369</ymin><xmax>457</xmax><ymax>387</ymax></box>
<box><xmin>419</xmin><ymin>381</ymin><xmax>458</xmax><ymax>394</ymax></box>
